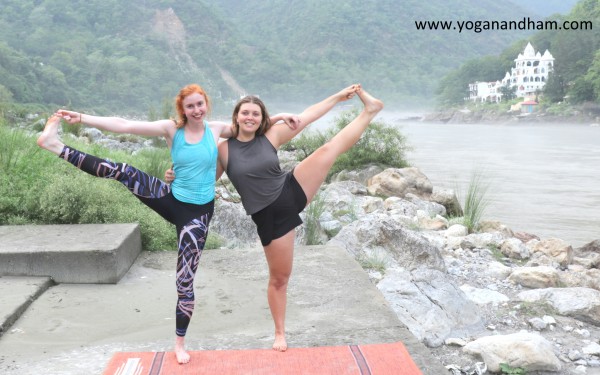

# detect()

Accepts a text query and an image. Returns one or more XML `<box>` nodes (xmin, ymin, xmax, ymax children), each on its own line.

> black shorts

<box><xmin>251</xmin><ymin>172</ymin><xmax>307</xmax><ymax>246</ymax></box>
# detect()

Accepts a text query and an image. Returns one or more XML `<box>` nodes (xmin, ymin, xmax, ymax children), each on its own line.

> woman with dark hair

<box><xmin>37</xmin><ymin>83</ymin><xmax>296</xmax><ymax>364</ymax></box>
<box><xmin>166</xmin><ymin>84</ymin><xmax>383</xmax><ymax>351</ymax></box>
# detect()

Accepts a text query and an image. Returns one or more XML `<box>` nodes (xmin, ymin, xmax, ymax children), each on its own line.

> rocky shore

<box><xmin>420</xmin><ymin>107</ymin><xmax>600</xmax><ymax>125</ymax></box>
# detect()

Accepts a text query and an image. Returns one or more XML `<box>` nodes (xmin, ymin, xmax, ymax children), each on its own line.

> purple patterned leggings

<box><xmin>60</xmin><ymin>145</ymin><xmax>213</xmax><ymax>337</ymax></box>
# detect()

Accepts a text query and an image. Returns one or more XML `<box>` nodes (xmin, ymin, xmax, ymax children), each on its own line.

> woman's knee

<box><xmin>269</xmin><ymin>273</ymin><xmax>291</xmax><ymax>290</ymax></box>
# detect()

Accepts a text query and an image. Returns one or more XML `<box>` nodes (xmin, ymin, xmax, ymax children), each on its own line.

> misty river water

<box><xmin>312</xmin><ymin>110</ymin><xmax>599</xmax><ymax>248</ymax></box>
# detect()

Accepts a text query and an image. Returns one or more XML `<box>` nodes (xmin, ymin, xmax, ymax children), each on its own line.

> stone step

<box><xmin>0</xmin><ymin>224</ymin><xmax>141</xmax><ymax>284</ymax></box>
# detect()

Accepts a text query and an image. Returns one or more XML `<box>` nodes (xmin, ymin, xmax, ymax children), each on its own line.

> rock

<box><xmin>516</xmin><ymin>287</ymin><xmax>600</xmax><ymax>325</ymax></box>
<box><xmin>463</xmin><ymin>332</ymin><xmax>562</xmax><ymax>373</ymax></box>
<box><xmin>80</xmin><ymin>127</ymin><xmax>103</xmax><ymax>142</ymax></box>
<box><xmin>329</xmin><ymin>213</ymin><xmax>446</xmax><ymax>271</ymax></box>
<box><xmin>367</xmin><ymin>167</ymin><xmax>433</xmax><ymax>199</ymax></box>
<box><xmin>430</xmin><ymin>187</ymin><xmax>463</xmax><ymax>217</ymax></box>
<box><xmin>416</xmin><ymin>210</ymin><xmax>448</xmax><ymax>231</ymax></box>
<box><xmin>377</xmin><ymin>267</ymin><xmax>484</xmax><ymax>348</ymax></box>
<box><xmin>383</xmin><ymin>197</ymin><xmax>418</xmax><ymax>217</ymax></box>
<box><xmin>405</xmin><ymin>193</ymin><xmax>447</xmax><ymax>217</ymax></box>
<box><xmin>361</xmin><ymin>196</ymin><xmax>384</xmax><ymax>213</ymax></box>
<box><xmin>531</xmin><ymin>238</ymin><xmax>574</xmax><ymax>268</ymax></box>
<box><xmin>446</xmin><ymin>224</ymin><xmax>468</xmax><ymax>238</ymax></box>
<box><xmin>514</xmin><ymin>231</ymin><xmax>540</xmax><ymax>243</ymax></box>
<box><xmin>500</xmin><ymin>238</ymin><xmax>530</xmax><ymax>260</ymax></box>
<box><xmin>508</xmin><ymin>266</ymin><xmax>560</xmax><ymax>289</ymax></box>
<box><xmin>582</xmin><ymin>342</ymin><xmax>600</xmax><ymax>356</ymax></box>
<box><xmin>460</xmin><ymin>284</ymin><xmax>509</xmax><ymax>305</ymax></box>
<box><xmin>331</xmin><ymin>165</ymin><xmax>384</xmax><ymax>185</ymax></box>
<box><xmin>210</xmin><ymin>201</ymin><xmax>258</xmax><ymax>248</ymax></box>
<box><xmin>461</xmin><ymin>232</ymin><xmax>504</xmax><ymax>250</ymax></box>
<box><xmin>487</xmin><ymin>261</ymin><xmax>513</xmax><ymax>279</ymax></box>
<box><xmin>528</xmin><ymin>317</ymin><xmax>548</xmax><ymax>331</ymax></box>
<box><xmin>573</xmin><ymin>239</ymin><xmax>600</xmax><ymax>269</ymax></box>
<box><xmin>478</xmin><ymin>221</ymin><xmax>514</xmax><ymax>238</ymax></box>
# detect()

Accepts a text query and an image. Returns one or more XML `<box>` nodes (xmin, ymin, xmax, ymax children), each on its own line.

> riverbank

<box><xmin>420</xmin><ymin>106</ymin><xmax>600</xmax><ymax>125</ymax></box>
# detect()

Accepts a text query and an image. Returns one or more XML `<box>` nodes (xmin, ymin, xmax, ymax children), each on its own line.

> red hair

<box><xmin>175</xmin><ymin>84</ymin><xmax>211</xmax><ymax>128</ymax></box>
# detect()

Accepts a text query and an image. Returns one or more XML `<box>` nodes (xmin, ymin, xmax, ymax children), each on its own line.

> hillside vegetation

<box><xmin>0</xmin><ymin>0</ymin><xmax>541</xmax><ymax>115</ymax></box>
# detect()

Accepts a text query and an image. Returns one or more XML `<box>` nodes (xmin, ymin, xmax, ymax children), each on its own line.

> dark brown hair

<box><xmin>231</xmin><ymin>95</ymin><xmax>272</xmax><ymax>137</ymax></box>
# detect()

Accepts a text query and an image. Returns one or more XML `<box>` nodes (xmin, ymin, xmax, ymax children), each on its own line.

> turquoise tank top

<box><xmin>170</xmin><ymin>122</ymin><xmax>217</xmax><ymax>204</ymax></box>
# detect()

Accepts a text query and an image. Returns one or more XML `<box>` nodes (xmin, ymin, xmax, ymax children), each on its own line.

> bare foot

<box><xmin>356</xmin><ymin>87</ymin><xmax>384</xmax><ymax>114</ymax></box>
<box><xmin>175</xmin><ymin>336</ymin><xmax>191</xmax><ymax>364</ymax></box>
<box><xmin>37</xmin><ymin>115</ymin><xmax>64</xmax><ymax>155</ymax></box>
<box><xmin>272</xmin><ymin>333</ymin><xmax>288</xmax><ymax>352</ymax></box>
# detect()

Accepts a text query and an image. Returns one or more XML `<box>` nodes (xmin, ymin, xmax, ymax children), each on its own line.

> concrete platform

<box><xmin>0</xmin><ymin>224</ymin><xmax>141</xmax><ymax>284</ymax></box>
<box><xmin>0</xmin><ymin>276</ymin><xmax>53</xmax><ymax>337</ymax></box>
<box><xmin>0</xmin><ymin>246</ymin><xmax>447</xmax><ymax>375</ymax></box>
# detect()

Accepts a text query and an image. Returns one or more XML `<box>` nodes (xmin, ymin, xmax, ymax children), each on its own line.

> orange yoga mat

<box><xmin>103</xmin><ymin>341</ymin><xmax>423</xmax><ymax>375</ymax></box>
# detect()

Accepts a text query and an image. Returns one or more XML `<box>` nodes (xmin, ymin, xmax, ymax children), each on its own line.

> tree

<box><xmin>584</xmin><ymin>51</ymin><xmax>600</xmax><ymax>102</ymax></box>
<box><xmin>498</xmin><ymin>84</ymin><xmax>516</xmax><ymax>101</ymax></box>
<box><xmin>543</xmin><ymin>73</ymin><xmax>566</xmax><ymax>103</ymax></box>
<box><xmin>569</xmin><ymin>77</ymin><xmax>595</xmax><ymax>104</ymax></box>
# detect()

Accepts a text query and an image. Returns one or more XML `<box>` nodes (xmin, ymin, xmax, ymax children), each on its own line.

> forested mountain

<box><xmin>436</xmin><ymin>0</ymin><xmax>600</xmax><ymax>107</ymax></box>
<box><xmin>208</xmin><ymin>0</ymin><xmax>536</xmax><ymax>107</ymax></box>
<box><xmin>0</xmin><ymin>0</ymin><xmax>548</xmax><ymax>115</ymax></box>
<box><xmin>0</xmin><ymin>0</ymin><xmax>247</xmax><ymax>115</ymax></box>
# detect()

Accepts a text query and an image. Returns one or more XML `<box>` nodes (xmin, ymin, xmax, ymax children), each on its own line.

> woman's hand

<box><xmin>55</xmin><ymin>109</ymin><xmax>83</xmax><ymax>125</ymax></box>
<box><xmin>164</xmin><ymin>167</ymin><xmax>175</xmax><ymax>183</ymax></box>
<box><xmin>280</xmin><ymin>113</ymin><xmax>301</xmax><ymax>130</ymax></box>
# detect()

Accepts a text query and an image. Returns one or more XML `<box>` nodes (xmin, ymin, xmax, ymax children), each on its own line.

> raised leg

<box><xmin>293</xmin><ymin>88</ymin><xmax>384</xmax><ymax>204</ymax></box>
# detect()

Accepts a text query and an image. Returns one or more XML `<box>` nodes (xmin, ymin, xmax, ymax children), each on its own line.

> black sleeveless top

<box><xmin>226</xmin><ymin>135</ymin><xmax>287</xmax><ymax>214</ymax></box>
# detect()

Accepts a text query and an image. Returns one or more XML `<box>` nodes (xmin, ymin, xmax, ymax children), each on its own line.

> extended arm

<box><xmin>266</xmin><ymin>84</ymin><xmax>360</xmax><ymax>148</ymax></box>
<box><xmin>56</xmin><ymin>109</ymin><xmax>173</xmax><ymax>138</ymax></box>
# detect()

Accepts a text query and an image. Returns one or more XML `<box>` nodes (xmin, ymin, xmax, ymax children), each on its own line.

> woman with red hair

<box><xmin>37</xmin><ymin>83</ymin><xmax>295</xmax><ymax>364</ymax></box>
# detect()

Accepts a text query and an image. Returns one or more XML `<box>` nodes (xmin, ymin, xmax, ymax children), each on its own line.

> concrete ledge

<box><xmin>0</xmin><ymin>224</ymin><xmax>142</xmax><ymax>284</ymax></box>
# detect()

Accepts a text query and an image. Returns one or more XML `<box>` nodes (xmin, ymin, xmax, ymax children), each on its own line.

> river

<box><xmin>312</xmin><ymin>110</ymin><xmax>599</xmax><ymax>248</ymax></box>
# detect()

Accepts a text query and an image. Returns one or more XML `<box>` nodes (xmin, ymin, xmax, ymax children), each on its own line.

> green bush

<box><xmin>284</xmin><ymin>109</ymin><xmax>410</xmax><ymax>180</ymax></box>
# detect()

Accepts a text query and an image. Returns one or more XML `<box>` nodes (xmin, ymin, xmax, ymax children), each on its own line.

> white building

<box><xmin>468</xmin><ymin>80</ymin><xmax>504</xmax><ymax>103</ymax></box>
<box><xmin>468</xmin><ymin>42</ymin><xmax>554</xmax><ymax>102</ymax></box>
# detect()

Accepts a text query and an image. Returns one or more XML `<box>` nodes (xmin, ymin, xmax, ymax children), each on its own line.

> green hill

<box><xmin>0</xmin><ymin>0</ymin><xmax>540</xmax><ymax>114</ymax></box>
